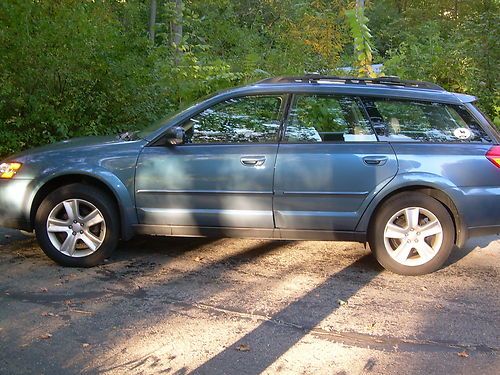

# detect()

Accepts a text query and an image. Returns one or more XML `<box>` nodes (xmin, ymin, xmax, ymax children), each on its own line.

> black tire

<box><xmin>368</xmin><ymin>192</ymin><xmax>455</xmax><ymax>276</ymax></box>
<box><xmin>35</xmin><ymin>183</ymin><xmax>119</xmax><ymax>267</ymax></box>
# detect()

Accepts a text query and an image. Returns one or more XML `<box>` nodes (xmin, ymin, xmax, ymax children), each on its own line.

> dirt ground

<box><xmin>0</xmin><ymin>227</ymin><xmax>498</xmax><ymax>375</ymax></box>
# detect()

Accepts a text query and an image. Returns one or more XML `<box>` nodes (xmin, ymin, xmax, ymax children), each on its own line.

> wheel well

<box><xmin>368</xmin><ymin>186</ymin><xmax>463</xmax><ymax>246</ymax></box>
<box><xmin>30</xmin><ymin>175</ymin><xmax>122</xmax><ymax>233</ymax></box>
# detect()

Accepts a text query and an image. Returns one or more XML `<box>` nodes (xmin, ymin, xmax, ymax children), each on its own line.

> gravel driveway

<box><xmin>0</xmin><ymin>228</ymin><xmax>498</xmax><ymax>374</ymax></box>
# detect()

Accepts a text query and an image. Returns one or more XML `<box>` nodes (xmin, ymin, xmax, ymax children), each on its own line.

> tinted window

<box><xmin>285</xmin><ymin>95</ymin><xmax>376</xmax><ymax>142</ymax></box>
<box><xmin>182</xmin><ymin>95</ymin><xmax>283</xmax><ymax>144</ymax></box>
<box><xmin>363</xmin><ymin>98</ymin><xmax>492</xmax><ymax>143</ymax></box>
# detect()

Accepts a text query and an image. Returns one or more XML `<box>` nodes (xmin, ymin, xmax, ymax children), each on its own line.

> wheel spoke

<box><xmin>83</xmin><ymin>209</ymin><xmax>104</xmax><ymax>227</ymax></box>
<box><xmin>60</xmin><ymin>234</ymin><xmax>78</xmax><ymax>255</ymax></box>
<box><xmin>385</xmin><ymin>223</ymin><xmax>407</xmax><ymax>239</ymax></box>
<box><xmin>63</xmin><ymin>200</ymin><xmax>79</xmax><ymax>221</ymax></box>
<box><xmin>405</xmin><ymin>207</ymin><xmax>420</xmax><ymax>229</ymax></box>
<box><xmin>393</xmin><ymin>242</ymin><xmax>413</xmax><ymax>263</ymax></box>
<box><xmin>415</xmin><ymin>241</ymin><xmax>436</xmax><ymax>261</ymax></box>
<box><xmin>47</xmin><ymin>218</ymin><xmax>71</xmax><ymax>233</ymax></box>
<box><xmin>81</xmin><ymin>231</ymin><xmax>103</xmax><ymax>251</ymax></box>
<box><xmin>419</xmin><ymin>220</ymin><xmax>442</xmax><ymax>238</ymax></box>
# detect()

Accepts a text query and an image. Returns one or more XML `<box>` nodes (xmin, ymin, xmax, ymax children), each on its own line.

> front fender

<box><xmin>25</xmin><ymin>165</ymin><xmax>137</xmax><ymax>240</ymax></box>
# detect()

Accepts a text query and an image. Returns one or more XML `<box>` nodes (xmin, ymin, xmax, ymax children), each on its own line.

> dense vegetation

<box><xmin>0</xmin><ymin>0</ymin><xmax>498</xmax><ymax>156</ymax></box>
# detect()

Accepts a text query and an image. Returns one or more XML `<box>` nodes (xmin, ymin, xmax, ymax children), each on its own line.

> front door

<box><xmin>135</xmin><ymin>94</ymin><xmax>286</xmax><ymax>230</ymax></box>
<box><xmin>274</xmin><ymin>94</ymin><xmax>398</xmax><ymax>231</ymax></box>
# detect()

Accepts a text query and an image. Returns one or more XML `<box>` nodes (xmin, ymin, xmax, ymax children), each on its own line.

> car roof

<box><xmin>232</xmin><ymin>75</ymin><xmax>476</xmax><ymax>104</ymax></box>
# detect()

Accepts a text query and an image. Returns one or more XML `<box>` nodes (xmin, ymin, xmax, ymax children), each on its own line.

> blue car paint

<box><xmin>0</xmin><ymin>137</ymin><xmax>146</xmax><ymax>239</ymax></box>
<box><xmin>0</xmin><ymin>81</ymin><xmax>499</xmax><ymax>245</ymax></box>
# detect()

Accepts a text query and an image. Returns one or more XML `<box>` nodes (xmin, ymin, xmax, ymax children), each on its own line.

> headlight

<box><xmin>0</xmin><ymin>162</ymin><xmax>23</xmax><ymax>179</ymax></box>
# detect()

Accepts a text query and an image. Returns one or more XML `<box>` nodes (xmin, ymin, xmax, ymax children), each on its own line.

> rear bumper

<box><xmin>0</xmin><ymin>179</ymin><xmax>33</xmax><ymax>231</ymax></box>
<box><xmin>454</xmin><ymin>186</ymin><xmax>500</xmax><ymax>244</ymax></box>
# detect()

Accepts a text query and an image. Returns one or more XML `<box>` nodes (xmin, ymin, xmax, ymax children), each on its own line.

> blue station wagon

<box><xmin>0</xmin><ymin>76</ymin><xmax>499</xmax><ymax>275</ymax></box>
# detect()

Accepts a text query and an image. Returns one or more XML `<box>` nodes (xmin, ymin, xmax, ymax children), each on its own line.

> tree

<box><xmin>148</xmin><ymin>0</ymin><xmax>157</xmax><ymax>42</ymax></box>
<box><xmin>170</xmin><ymin>0</ymin><xmax>183</xmax><ymax>64</ymax></box>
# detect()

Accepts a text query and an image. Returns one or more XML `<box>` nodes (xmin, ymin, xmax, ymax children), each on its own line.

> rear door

<box><xmin>273</xmin><ymin>94</ymin><xmax>398</xmax><ymax>231</ymax></box>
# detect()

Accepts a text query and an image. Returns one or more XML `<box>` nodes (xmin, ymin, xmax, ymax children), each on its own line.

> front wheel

<box><xmin>35</xmin><ymin>184</ymin><xmax>119</xmax><ymax>267</ymax></box>
<box><xmin>368</xmin><ymin>192</ymin><xmax>455</xmax><ymax>276</ymax></box>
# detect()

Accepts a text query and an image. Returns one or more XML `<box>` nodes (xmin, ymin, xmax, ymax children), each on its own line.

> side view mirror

<box><xmin>165</xmin><ymin>126</ymin><xmax>185</xmax><ymax>145</ymax></box>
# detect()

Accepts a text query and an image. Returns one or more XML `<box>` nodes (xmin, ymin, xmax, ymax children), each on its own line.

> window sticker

<box><xmin>453</xmin><ymin>127</ymin><xmax>472</xmax><ymax>140</ymax></box>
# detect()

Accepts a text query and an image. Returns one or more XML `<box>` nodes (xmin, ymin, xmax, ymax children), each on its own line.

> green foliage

<box><xmin>369</xmin><ymin>0</ymin><xmax>500</xmax><ymax>127</ymax></box>
<box><xmin>0</xmin><ymin>0</ymin><xmax>171</xmax><ymax>156</ymax></box>
<box><xmin>345</xmin><ymin>5</ymin><xmax>376</xmax><ymax>78</ymax></box>
<box><xmin>0</xmin><ymin>0</ymin><xmax>498</xmax><ymax>158</ymax></box>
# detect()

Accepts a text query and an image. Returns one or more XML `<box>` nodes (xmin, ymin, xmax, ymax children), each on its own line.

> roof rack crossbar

<box><xmin>256</xmin><ymin>75</ymin><xmax>444</xmax><ymax>91</ymax></box>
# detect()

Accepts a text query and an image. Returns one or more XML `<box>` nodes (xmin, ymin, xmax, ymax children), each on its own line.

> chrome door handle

<box><xmin>363</xmin><ymin>156</ymin><xmax>388</xmax><ymax>166</ymax></box>
<box><xmin>241</xmin><ymin>156</ymin><xmax>266</xmax><ymax>167</ymax></box>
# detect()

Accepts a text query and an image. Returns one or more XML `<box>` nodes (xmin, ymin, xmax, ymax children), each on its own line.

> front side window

<box><xmin>362</xmin><ymin>98</ymin><xmax>492</xmax><ymax>143</ymax></box>
<box><xmin>181</xmin><ymin>95</ymin><xmax>283</xmax><ymax>144</ymax></box>
<box><xmin>284</xmin><ymin>95</ymin><xmax>376</xmax><ymax>143</ymax></box>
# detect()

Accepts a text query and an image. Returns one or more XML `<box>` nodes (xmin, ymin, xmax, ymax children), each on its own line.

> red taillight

<box><xmin>486</xmin><ymin>146</ymin><xmax>500</xmax><ymax>168</ymax></box>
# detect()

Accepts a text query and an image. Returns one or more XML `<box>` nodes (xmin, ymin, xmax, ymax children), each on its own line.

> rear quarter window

<box><xmin>362</xmin><ymin>98</ymin><xmax>492</xmax><ymax>143</ymax></box>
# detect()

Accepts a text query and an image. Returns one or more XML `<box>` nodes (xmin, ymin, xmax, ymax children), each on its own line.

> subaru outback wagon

<box><xmin>1</xmin><ymin>76</ymin><xmax>499</xmax><ymax>275</ymax></box>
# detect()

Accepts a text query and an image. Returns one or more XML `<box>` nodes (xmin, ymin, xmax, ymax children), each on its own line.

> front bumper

<box><xmin>0</xmin><ymin>179</ymin><xmax>33</xmax><ymax>231</ymax></box>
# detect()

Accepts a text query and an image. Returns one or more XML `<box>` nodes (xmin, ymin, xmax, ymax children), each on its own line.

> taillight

<box><xmin>486</xmin><ymin>146</ymin><xmax>500</xmax><ymax>168</ymax></box>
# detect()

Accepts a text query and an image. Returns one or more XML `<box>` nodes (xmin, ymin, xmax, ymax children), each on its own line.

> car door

<box><xmin>135</xmin><ymin>94</ymin><xmax>286</xmax><ymax>232</ymax></box>
<box><xmin>274</xmin><ymin>94</ymin><xmax>398</xmax><ymax>233</ymax></box>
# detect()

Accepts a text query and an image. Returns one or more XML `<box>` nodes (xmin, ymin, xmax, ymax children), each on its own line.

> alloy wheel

<box><xmin>46</xmin><ymin>199</ymin><xmax>106</xmax><ymax>257</ymax></box>
<box><xmin>383</xmin><ymin>206</ymin><xmax>443</xmax><ymax>267</ymax></box>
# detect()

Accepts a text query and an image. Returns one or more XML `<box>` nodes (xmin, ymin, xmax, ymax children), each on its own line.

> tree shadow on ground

<box><xmin>190</xmin><ymin>255</ymin><xmax>380</xmax><ymax>375</ymax></box>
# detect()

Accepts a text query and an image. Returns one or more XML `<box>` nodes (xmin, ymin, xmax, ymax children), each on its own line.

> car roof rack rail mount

<box><xmin>257</xmin><ymin>75</ymin><xmax>445</xmax><ymax>91</ymax></box>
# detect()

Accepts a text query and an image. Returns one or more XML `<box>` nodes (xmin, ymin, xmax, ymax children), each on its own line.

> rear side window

<box><xmin>362</xmin><ymin>98</ymin><xmax>492</xmax><ymax>143</ymax></box>
<box><xmin>284</xmin><ymin>95</ymin><xmax>376</xmax><ymax>143</ymax></box>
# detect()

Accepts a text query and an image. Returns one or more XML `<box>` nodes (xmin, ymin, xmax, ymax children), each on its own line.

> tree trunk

<box><xmin>171</xmin><ymin>0</ymin><xmax>183</xmax><ymax>64</ymax></box>
<box><xmin>148</xmin><ymin>0</ymin><xmax>157</xmax><ymax>42</ymax></box>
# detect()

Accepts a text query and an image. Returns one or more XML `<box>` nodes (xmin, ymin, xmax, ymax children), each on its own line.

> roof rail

<box><xmin>256</xmin><ymin>75</ymin><xmax>445</xmax><ymax>91</ymax></box>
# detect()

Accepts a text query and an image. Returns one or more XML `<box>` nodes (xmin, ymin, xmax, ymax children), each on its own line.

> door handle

<box><xmin>241</xmin><ymin>156</ymin><xmax>266</xmax><ymax>167</ymax></box>
<box><xmin>363</xmin><ymin>156</ymin><xmax>388</xmax><ymax>166</ymax></box>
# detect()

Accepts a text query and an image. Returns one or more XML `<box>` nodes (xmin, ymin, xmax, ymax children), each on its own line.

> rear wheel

<box><xmin>368</xmin><ymin>192</ymin><xmax>455</xmax><ymax>276</ymax></box>
<box><xmin>35</xmin><ymin>184</ymin><xmax>119</xmax><ymax>267</ymax></box>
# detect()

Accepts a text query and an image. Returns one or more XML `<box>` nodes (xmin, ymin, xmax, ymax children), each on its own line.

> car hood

<box><xmin>6</xmin><ymin>136</ymin><xmax>131</xmax><ymax>161</ymax></box>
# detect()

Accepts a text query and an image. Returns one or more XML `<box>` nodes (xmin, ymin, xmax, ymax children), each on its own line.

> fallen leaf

<box><xmin>457</xmin><ymin>350</ymin><xmax>469</xmax><ymax>358</ymax></box>
<box><xmin>236</xmin><ymin>344</ymin><xmax>250</xmax><ymax>352</ymax></box>
<box><xmin>338</xmin><ymin>299</ymin><xmax>348</xmax><ymax>306</ymax></box>
<box><xmin>39</xmin><ymin>333</ymin><xmax>52</xmax><ymax>340</ymax></box>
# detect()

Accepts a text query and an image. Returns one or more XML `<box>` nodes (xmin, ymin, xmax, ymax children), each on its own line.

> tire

<box><xmin>35</xmin><ymin>183</ymin><xmax>119</xmax><ymax>267</ymax></box>
<box><xmin>368</xmin><ymin>192</ymin><xmax>455</xmax><ymax>276</ymax></box>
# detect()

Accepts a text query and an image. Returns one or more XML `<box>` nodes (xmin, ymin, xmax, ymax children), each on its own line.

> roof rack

<box><xmin>256</xmin><ymin>75</ymin><xmax>445</xmax><ymax>91</ymax></box>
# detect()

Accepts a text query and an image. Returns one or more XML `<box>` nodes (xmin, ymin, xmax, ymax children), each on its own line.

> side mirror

<box><xmin>165</xmin><ymin>126</ymin><xmax>185</xmax><ymax>145</ymax></box>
